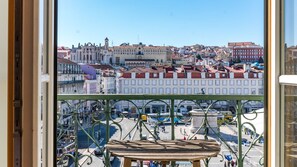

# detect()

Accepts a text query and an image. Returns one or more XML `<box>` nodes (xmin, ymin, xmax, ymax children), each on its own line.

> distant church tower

<box><xmin>104</xmin><ymin>37</ymin><xmax>109</xmax><ymax>50</ymax></box>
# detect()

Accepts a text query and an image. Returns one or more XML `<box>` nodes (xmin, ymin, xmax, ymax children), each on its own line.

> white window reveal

<box><xmin>222</xmin><ymin>88</ymin><xmax>227</xmax><ymax>95</ymax></box>
<box><xmin>159</xmin><ymin>88</ymin><xmax>164</xmax><ymax>94</ymax></box>
<box><xmin>244</xmin><ymin>88</ymin><xmax>249</xmax><ymax>95</ymax></box>
<box><xmin>251</xmin><ymin>88</ymin><xmax>256</xmax><ymax>94</ymax></box>
<box><xmin>138</xmin><ymin>88</ymin><xmax>143</xmax><ymax>94</ymax></box>
<box><xmin>152</xmin><ymin>80</ymin><xmax>157</xmax><ymax>86</ymax></box>
<box><xmin>187</xmin><ymin>80</ymin><xmax>192</xmax><ymax>85</ymax></box>
<box><xmin>251</xmin><ymin>80</ymin><xmax>256</xmax><ymax>86</ymax></box>
<box><xmin>152</xmin><ymin>88</ymin><xmax>157</xmax><ymax>94</ymax></box>
<box><xmin>215</xmin><ymin>88</ymin><xmax>220</xmax><ymax>94</ymax></box>
<box><xmin>208</xmin><ymin>80</ymin><xmax>213</xmax><ymax>86</ymax></box>
<box><xmin>208</xmin><ymin>88</ymin><xmax>213</xmax><ymax>94</ymax></box>
<box><xmin>124</xmin><ymin>88</ymin><xmax>129</xmax><ymax>94</ymax></box>
<box><xmin>131</xmin><ymin>88</ymin><xmax>136</xmax><ymax>94</ymax></box>
<box><xmin>215</xmin><ymin>80</ymin><xmax>220</xmax><ymax>86</ymax></box>
<box><xmin>173</xmin><ymin>88</ymin><xmax>178</xmax><ymax>94</ymax></box>
<box><xmin>145</xmin><ymin>79</ymin><xmax>150</xmax><ymax>85</ymax></box>
<box><xmin>201</xmin><ymin>80</ymin><xmax>206</xmax><ymax>86</ymax></box>
<box><xmin>180</xmin><ymin>88</ymin><xmax>185</xmax><ymax>94</ymax></box>
<box><xmin>166</xmin><ymin>88</ymin><xmax>171</xmax><ymax>94</ymax></box>
<box><xmin>131</xmin><ymin>79</ymin><xmax>136</xmax><ymax>85</ymax></box>
<box><xmin>159</xmin><ymin>80</ymin><xmax>163</xmax><ymax>85</ymax></box>
<box><xmin>229</xmin><ymin>80</ymin><xmax>234</xmax><ymax>86</ymax></box>
<box><xmin>194</xmin><ymin>80</ymin><xmax>199</xmax><ymax>85</ymax></box>
<box><xmin>194</xmin><ymin>88</ymin><xmax>199</xmax><ymax>94</ymax></box>
<box><xmin>230</xmin><ymin>88</ymin><xmax>234</xmax><ymax>94</ymax></box>
<box><xmin>236</xmin><ymin>88</ymin><xmax>242</xmax><ymax>94</ymax></box>
<box><xmin>187</xmin><ymin>88</ymin><xmax>192</xmax><ymax>94</ymax></box>
<box><xmin>145</xmin><ymin>88</ymin><xmax>150</xmax><ymax>94</ymax></box>
<box><xmin>222</xmin><ymin>80</ymin><xmax>227</xmax><ymax>86</ymax></box>
<box><xmin>173</xmin><ymin>80</ymin><xmax>178</xmax><ymax>85</ymax></box>
<box><xmin>166</xmin><ymin>80</ymin><xmax>171</xmax><ymax>85</ymax></box>
<box><xmin>180</xmin><ymin>80</ymin><xmax>185</xmax><ymax>85</ymax></box>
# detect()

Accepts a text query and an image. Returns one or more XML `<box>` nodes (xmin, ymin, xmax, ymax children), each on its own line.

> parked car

<box><xmin>94</xmin><ymin>146</ymin><xmax>104</xmax><ymax>156</ymax></box>
<box><xmin>102</xmin><ymin>150</ymin><xmax>115</xmax><ymax>164</ymax></box>
<box><xmin>242</xmin><ymin>140</ymin><xmax>251</xmax><ymax>147</ymax></box>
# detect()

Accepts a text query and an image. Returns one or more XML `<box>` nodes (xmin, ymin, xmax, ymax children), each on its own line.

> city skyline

<box><xmin>58</xmin><ymin>0</ymin><xmax>264</xmax><ymax>48</ymax></box>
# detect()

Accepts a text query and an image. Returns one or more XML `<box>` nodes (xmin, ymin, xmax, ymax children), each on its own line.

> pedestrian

<box><xmin>183</xmin><ymin>136</ymin><xmax>186</xmax><ymax>140</ymax></box>
<box><xmin>231</xmin><ymin>160</ymin><xmax>235</xmax><ymax>167</ymax></box>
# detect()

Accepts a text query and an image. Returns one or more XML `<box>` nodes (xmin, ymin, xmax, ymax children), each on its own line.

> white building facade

<box><xmin>112</xmin><ymin>42</ymin><xmax>169</xmax><ymax>65</ymax></box>
<box><xmin>116</xmin><ymin>70</ymin><xmax>264</xmax><ymax>113</ymax></box>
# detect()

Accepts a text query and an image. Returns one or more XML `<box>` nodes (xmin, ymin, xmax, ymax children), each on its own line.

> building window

<box><xmin>194</xmin><ymin>80</ymin><xmax>199</xmax><ymax>85</ymax></box>
<box><xmin>159</xmin><ymin>88</ymin><xmax>164</xmax><ymax>94</ymax></box>
<box><xmin>138</xmin><ymin>88</ymin><xmax>143</xmax><ymax>94</ymax></box>
<box><xmin>229</xmin><ymin>80</ymin><xmax>234</xmax><ymax>86</ymax></box>
<box><xmin>173</xmin><ymin>80</ymin><xmax>178</xmax><ymax>85</ymax></box>
<box><xmin>215</xmin><ymin>80</ymin><xmax>220</xmax><ymax>86</ymax></box>
<box><xmin>201</xmin><ymin>80</ymin><xmax>206</xmax><ymax>86</ymax></box>
<box><xmin>208</xmin><ymin>88</ymin><xmax>213</xmax><ymax>94</ymax></box>
<box><xmin>173</xmin><ymin>88</ymin><xmax>178</xmax><ymax>94</ymax></box>
<box><xmin>159</xmin><ymin>80</ymin><xmax>163</xmax><ymax>85</ymax></box>
<box><xmin>166</xmin><ymin>88</ymin><xmax>171</xmax><ymax>94</ymax></box>
<box><xmin>187</xmin><ymin>80</ymin><xmax>192</xmax><ymax>85</ymax></box>
<box><xmin>187</xmin><ymin>88</ymin><xmax>192</xmax><ymax>94</ymax></box>
<box><xmin>152</xmin><ymin>80</ymin><xmax>157</xmax><ymax>85</ymax></box>
<box><xmin>180</xmin><ymin>80</ymin><xmax>185</xmax><ymax>85</ymax></box>
<box><xmin>215</xmin><ymin>88</ymin><xmax>220</xmax><ymax>94</ymax></box>
<box><xmin>166</xmin><ymin>80</ymin><xmax>171</xmax><ymax>85</ymax></box>
<box><xmin>222</xmin><ymin>88</ymin><xmax>227</xmax><ymax>95</ymax></box>
<box><xmin>230</xmin><ymin>88</ymin><xmax>234</xmax><ymax>95</ymax></box>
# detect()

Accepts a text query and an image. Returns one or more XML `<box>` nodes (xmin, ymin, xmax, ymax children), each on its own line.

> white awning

<box><xmin>241</xmin><ymin>108</ymin><xmax>264</xmax><ymax>135</ymax></box>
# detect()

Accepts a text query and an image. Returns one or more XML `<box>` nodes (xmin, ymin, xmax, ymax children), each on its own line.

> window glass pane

<box><xmin>284</xmin><ymin>85</ymin><xmax>297</xmax><ymax>167</ymax></box>
<box><xmin>284</xmin><ymin>0</ymin><xmax>297</xmax><ymax>74</ymax></box>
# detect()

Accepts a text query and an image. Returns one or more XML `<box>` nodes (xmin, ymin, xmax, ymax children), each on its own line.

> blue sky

<box><xmin>58</xmin><ymin>0</ymin><xmax>264</xmax><ymax>47</ymax></box>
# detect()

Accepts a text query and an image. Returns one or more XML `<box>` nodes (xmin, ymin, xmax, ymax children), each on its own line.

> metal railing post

<box><xmin>170</xmin><ymin>99</ymin><xmax>175</xmax><ymax>140</ymax></box>
<box><xmin>105</xmin><ymin>99</ymin><xmax>110</xmax><ymax>167</ymax></box>
<box><xmin>236</xmin><ymin>100</ymin><xmax>243</xmax><ymax>167</ymax></box>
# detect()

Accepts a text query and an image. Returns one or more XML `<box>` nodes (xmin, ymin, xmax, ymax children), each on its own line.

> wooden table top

<box><xmin>106</xmin><ymin>139</ymin><xmax>220</xmax><ymax>161</ymax></box>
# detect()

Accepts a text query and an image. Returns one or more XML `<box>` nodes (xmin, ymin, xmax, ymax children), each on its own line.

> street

<box><xmin>69</xmin><ymin>117</ymin><xmax>264</xmax><ymax>167</ymax></box>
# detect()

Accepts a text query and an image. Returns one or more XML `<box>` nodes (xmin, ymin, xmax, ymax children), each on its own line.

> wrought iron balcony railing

<box><xmin>57</xmin><ymin>94</ymin><xmax>264</xmax><ymax>167</ymax></box>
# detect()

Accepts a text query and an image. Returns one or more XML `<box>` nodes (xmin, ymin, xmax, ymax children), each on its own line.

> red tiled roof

<box><xmin>177</xmin><ymin>73</ymin><xmax>186</xmax><ymax>78</ymax></box>
<box><xmin>136</xmin><ymin>73</ymin><xmax>145</xmax><ymax>78</ymax></box>
<box><xmin>220</xmin><ymin>73</ymin><xmax>228</xmax><ymax>78</ymax></box>
<box><xmin>121</xmin><ymin>73</ymin><xmax>131</xmax><ymax>78</ymax></box>
<box><xmin>234</xmin><ymin>73</ymin><xmax>244</xmax><ymax>78</ymax></box>
<box><xmin>57</xmin><ymin>57</ymin><xmax>77</xmax><ymax>65</ymax></box>
<box><xmin>89</xmin><ymin>64</ymin><xmax>113</xmax><ymax>70</ymax></box>
<box><xmin>206</xmin><ymin>73</ymin><xmax>215</xmax><ymax>78</ymax></box>
<box><xmin>164</xmin><ymin>73</ymin><xmax>173</xmax><ymax>78</ymax></box>
<box><xmin>191</xmin><ymin>72</ymin><xmax>201</xmax><ymax>78</ymax></box>
<box><xmin>150</xmin><ymin>73</ymin><xmax>159</xmax><ymax>78</ymax></box>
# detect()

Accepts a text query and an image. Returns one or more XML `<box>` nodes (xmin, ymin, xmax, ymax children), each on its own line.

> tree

<box><xmin>196</xmin><ymin>54</ymin><xmax>202</xmax><ymax>60</ymax></box>
<box><xmin>235</xmin><ymin>57</ymin><xmax>241</xmax><ymax>63</ymax></box>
